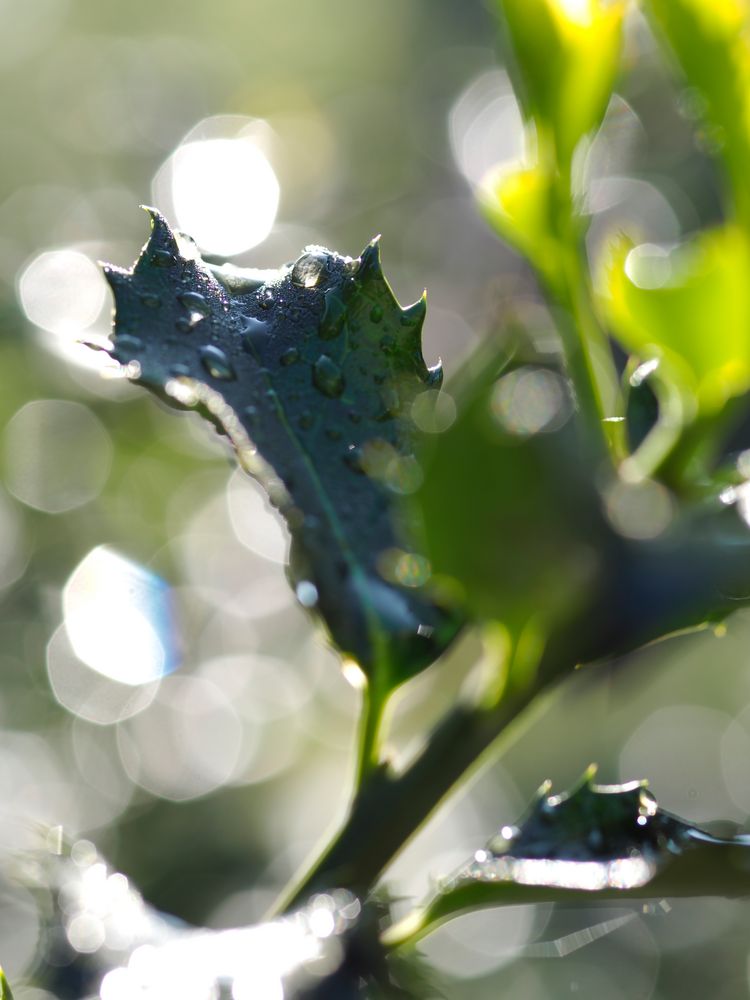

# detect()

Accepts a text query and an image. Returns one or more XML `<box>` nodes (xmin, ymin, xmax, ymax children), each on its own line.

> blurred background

<box><xmin>1</xmin><ymin>0</ymin><xmax>750</xmax><ymax>996</ymax></box>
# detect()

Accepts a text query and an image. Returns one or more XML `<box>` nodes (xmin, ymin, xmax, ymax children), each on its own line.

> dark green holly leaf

<box><xmin>386</xmin><ymin>769</ymin><xmax>750</xmax><ymax>945</ymax></box>
<box><xmin>102</xmin><ymin>209</ymin><xmax>461</xmax><ymax>684</ymax></box>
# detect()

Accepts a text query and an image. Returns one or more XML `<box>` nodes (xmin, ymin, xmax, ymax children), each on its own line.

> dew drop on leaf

<box><xmin>115</xmin><ymin>334</ymin><xmax>144</xmax><ymax>354</ymax></box>
<box><xmin>321</xmin><ymin>288</ymin><xmax>347</xmax><ymax>340</ymax></box>
<box><xmin>199</xmin><ymin>345</ymin><xmax>236</xmax><ymax>381</ymax></box>
<box><xmin>280</xmin><ymin>347</ymin><xmax>300</xmax><ymax>367</ymax></box>
<box><xmin>296</xmin><ymin>580</ymin><xmax>319</xmax><ymax>607</ymax></box>
<box><xmin>313</xmin><ymin>355</ymin><xmax>345</xmax><ymax>398</ymax></box>
<box><xmin>176</xmin><ymin>313</ymin><xmax>205</xmax><ymax>333</ymax></box>
<box><xmin>291</xmin><ymin>250</ymin><xmax>329</xmax><ymax>289</ymax></box>
<box><xmin>178</xmin><ymin>291</ymin><xmax>210</xmax><ymax>315</ymax></box>
<box><xmin>242</xmin><ymin>318</ymin><xmax>270</xmax><ymax>352</ymax></box>
<box><xmin>151</xmin><ymin>249</ymin><xmax>177</xmax><ymax>268</ymax></box>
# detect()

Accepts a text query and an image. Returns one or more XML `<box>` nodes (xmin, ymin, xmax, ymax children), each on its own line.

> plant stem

<box><xmin>274</xmin><ymin>670</ymin><xmax>559</xmax><ymax>914</ymax></box>
<box><xmin>353</xmin><ymin>673</ymin><xmax>387</xmax><ymax>788</ymax></box>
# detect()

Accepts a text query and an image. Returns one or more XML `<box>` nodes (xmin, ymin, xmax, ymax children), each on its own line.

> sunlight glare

<box><xmin>63</xmin><ymin>546</ymin><xmax>179</xmax><ymax>686</ymax></box>
<box><xmin>157</xmin><ymin>119</ymin><xmax>281</xmax><ymax>257</ymax></box>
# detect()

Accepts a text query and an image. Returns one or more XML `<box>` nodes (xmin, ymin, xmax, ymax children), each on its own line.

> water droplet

<box><xmin>291</xmin><ymin>250</ymin><xmax>329</xmax><ymax>289</ymax></box>
<box><xmin>199</xmin><ymin>345</ymin><xmax>236</xmax><ymax>381</ymax></box>
<box><xmin>343</xmin><ymin>445</ymin><xmax>364</xmax><ymax>473</ymax></box>
<box><xmin>298</xmin><ymin>411</ymin><xmax>315</xmax><ymax>430</ymax></box>
<box><xmin>370</xmin><ymin>304</ymin><xmax>383</xmax><ymax>323</ymax></box>
<box><xmin>313</xmin><ymin>355</ymin><xmax>345</xmax><ymax>398</ymax></box>
<box><xmin>259</xmin><ymin>288</ymin><xmax>275</xmax><ymax>309</ymax></box>
<box><xmin>140</xmin><ymin>294</ymin><xmax>161</xmax><ymax>309</ymax></box>
<box><xmin>175</xmin><ymin>312</ymin><xmax>205</xmax><ymax>333</ymax></box>
<box><xmin>151</xmin><ymin>249</ymin><xmax>176</xmax><ymax>268</ymax></box>
<box><xmin>242</xmin><ymin>318</ymin><xmax>270</xmax><ymax>353</ymax></box>
<box><xmin>178</xmin><ymin>291</ymin><xmax>210</xmax><ymax>315</ymax></box>
<box><xmin>115</xmin><ymin>334</ymin><xmax>144</xmax><ymax>354</ymax></box>
<box><xmin>169</xmin><ymin>363</ymin><xmax>191</xmax><ymax>377</ymax></box>
<box><xmin>280</xmin><ymin>347</ymin><xmax>300</xmax><ymax>366</ymax></box>
<box><xmin>380</xmin><ymin>334</ymin><xmax>396</xmax><ymax>355</ymax></box>
<box><xmin>296</xmin><ymin>580</ymin><xmax>319</xmax><ymax>607</ymax></box>
<box><xmin>321</xmin><ymin>289</ymin><xmax>347</xmax><ymax>340</ymax></box>
<box><xmin>243</xmin><ymin>404</ymin><xmax>258</xmax><ymax>424</ymax></box>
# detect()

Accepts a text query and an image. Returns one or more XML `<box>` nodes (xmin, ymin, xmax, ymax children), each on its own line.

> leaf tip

<box><xmin>426</xmin><ymin>360</ymin><xmax>443</xmax><ymax>389</ymax></box>
<box><xmin>137</xmin><ymin>205</ymin><xmax>180</xmax><ymax>266</ymax></box>
<box><xmin>402</xmin><ymin>290</ymin><xmax>428</xmax><ymax>328</ymax></box>
<box><xmin>357</xmin><ymin>236</ymin><xmax>383</xmax><ymax>281</ymax></box>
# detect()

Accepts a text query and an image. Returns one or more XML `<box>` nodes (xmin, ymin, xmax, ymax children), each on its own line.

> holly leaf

<box><xmin>387</xmin><ymin>769</ymin><xmax>750</xmax><ymax>944</ymax></box>
<box><xmin>102</xmin><ymin>209</ymin><xmax>461</xmax><ymax>685</ymax></box>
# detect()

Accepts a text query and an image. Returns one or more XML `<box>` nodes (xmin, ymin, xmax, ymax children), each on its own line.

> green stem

<box><xmin>354</xmin><ymin>673</ymin><xmax>387</xmax><ymax>788</ymax></box>
<box><xmin>274</xmin><ymin>667</ymin><xmax>560</xmax><ymax>914</ymax></box>
<box><xmin>535</xmin><ymin>135</ymin><xmax>623</xmax><ymax>463</ymax></box>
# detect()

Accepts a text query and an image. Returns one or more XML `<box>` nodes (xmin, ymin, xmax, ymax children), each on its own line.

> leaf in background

<box><xmin>478</xmin><ymin>164</ymin><xmax>562</xmax><ymax>288</ymax></box>
<box><xmin>493</xmin><ymin>0</ymin><xmax>625</xmax><ymax>165</ymax></box>
<box><xmin>413</xmin><ymin>356</ymin><xmax>609</xmax><ymax>646</ymax></box>
<box><xmin>0</xmin><ymin>970</ymin><xmax>12</xmax><ymax>1000</ymax></box>
<box><xmin>102</xmin><ymin>209</ymin><xmax>461</xmax><ymax>686</ymax></box>
<box><xmin>642</xmin><ymin>0</ymin><xmax>750</xmax><ymax>223</ymax></box>
<box><xmin>413</xmin><ymin>352</ymin><xmax>750</xmax><ymax>672</ymax></box>
<box><xmin>602</xmin><ymin>227</ymin><xmax>750</xmax><ymax>417</ymax></box>
<box><xmin>391</xmin><ymin>769</ymin><xmax>750</xmax><ymax>942</ymax></box>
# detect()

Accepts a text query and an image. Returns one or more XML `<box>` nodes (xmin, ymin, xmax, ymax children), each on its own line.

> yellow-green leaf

<box><xmin>478</xmin><ymin>163</ymin><xmax>561</xmax><ymax>285</ymax></box>
<box><xmin>602</xmin><ymin>226</ymin><xmax>750</xmax><ymax>415</ymax></box>
<box><xmin>643</xmin><ymin>0</ymin><xmax>750</xmax><ymax>221</ymax></box>
<box><xmin>494</xmin><ymin>0</ymin><xmax>626</xmax><ymax>164</ymax></box>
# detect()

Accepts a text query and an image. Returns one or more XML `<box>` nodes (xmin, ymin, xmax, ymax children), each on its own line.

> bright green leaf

<box><xmin>103</xmin><ymin>209</ymin><xmax>462</xmax><ymax>687</ymax></box>
<box><xmin>494</xmin><ymin>0</ymin><xmax>626</xmax><ymax>165</ymax></box>
<box><xmin>0</xmin><ymin>970</ymin><xmax>12</xmax><ymax>1000</ymax></box>
<box><xmin>478</xmin><ymin>163</ymin><xmax>562</xmax><ymax>286</ymax></box>
<box><xmin>642</xmin><ymin>0</ymin><xmax>750</xmax><ymax>223</ymax></box>
<box><xmin>602</xmin><ymin>226</ymin><xmax>750</xmax><ymax>416</ymax></box>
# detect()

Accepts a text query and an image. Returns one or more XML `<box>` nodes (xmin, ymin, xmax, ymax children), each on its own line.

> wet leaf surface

<box><xmin>400</xmin><ymin>769</ymin><xmax>750</xmax><ymax>941</ymax></box>
<box><xmin>103</xmin><ymin>209</ymin><xmax>462</xmax><ymax>685</ymax></box>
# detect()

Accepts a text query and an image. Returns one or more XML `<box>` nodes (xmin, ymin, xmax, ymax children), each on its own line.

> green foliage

<box><xmin>603</xmin><ymin>226</ymin><xmax>750</xmax><ymax>417</ymax></box>
<box><xmin>80</xmin><ymin>0</ymin><xmax>750</xmax><ymax>986</ymax></box>
<box><xmin>103</xmin><ymin>209</ymin><xmax>461</xmax><ymax>688</ymax></box>
<box><xmin>493</xmin><ymin>0</ymin><xmax>625</xmax><ymax>167</ymax></box>
<box><xmin>413</xmin><ymin>357</ymin><xmax>606</xmax><ymax>643</ymax></box>
<box><xmin>0</xmin><ymin>970</ymin><xmax>12</xmax><ymax>1000</ymax></box>
<box><xmin>643</xmin><ymin>0</ymin><xmax>750</xmax><ymax>223</ymax></box>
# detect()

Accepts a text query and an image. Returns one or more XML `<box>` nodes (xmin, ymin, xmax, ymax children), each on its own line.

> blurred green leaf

<box><xmin>103</xmin><ymin>209</ymin><xmax>461</xmax><ymax>687</ymax></box>
<box><xmin>643</xmin><ymin>0</ymin><xmax>750</xmax><ymax>223</ymax></box>
<box><xmin>413</xmin><ymin>358</ymin><xmax>607</xmax><ymax>643</ymax></box>
<box><xmin>493</xmin><ymin>0</ymin><xmax>625</xmax><ymax>165</ymax></box>
<box><xmin>479</xmin><ymin>163</ymin><xmax>563</xmax><ymax>287</ymax></box>
<box><xmin>392</xmin><ymin>769</ymin><xmax>750</xmax><ymax>942</ymax></box>
<box><xmin>602</xmin><ymin>227</ymin><xmax>750</xmax><ymax>417</ymax></box>
<box><xmin>414</xmin><ymin>352</ymin><xmax>750</xmax><ymax>670</ymax></box>
<box><xmin>0</xmin><ymin>970</ymin><xmax>11</xmax><ymax>1000</ymax></box>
